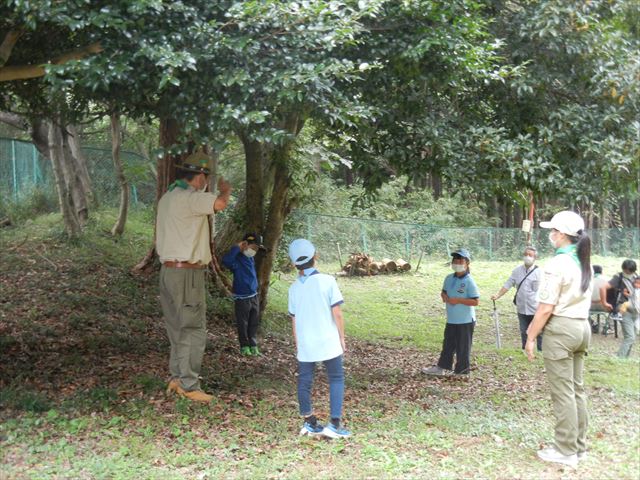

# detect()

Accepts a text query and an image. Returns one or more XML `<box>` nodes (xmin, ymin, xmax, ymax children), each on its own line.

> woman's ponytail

<box><xmin>573</xmin><ymin>229</ymin><xmax>592</xmax><ymax>293</ymax></box>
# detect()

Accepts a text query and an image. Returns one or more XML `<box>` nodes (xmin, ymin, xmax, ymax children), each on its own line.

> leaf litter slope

<box><xmin>0</xmin><ymin>224</ymin><xmax>638</xmax><ymax>479</ymax></box>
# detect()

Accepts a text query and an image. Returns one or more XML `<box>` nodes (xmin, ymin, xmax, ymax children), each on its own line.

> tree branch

<box><xmin>0</xmin><ymin>42</ymin><xmax>103</xmax><ymax>82</ymax></box>
<box><xmin>0</xmin><ymin>111</ymin><xmax>28</xmax><ymax>130</ymax></box>
<box><xmin>0</xmin><ymin>29</ymin><xmax>23</xmax><ymax>68</ymax></box>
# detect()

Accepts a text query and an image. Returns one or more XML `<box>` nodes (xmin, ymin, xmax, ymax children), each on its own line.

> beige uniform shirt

<box><xmin>156</xmin><ymin>186</ymin><xmax>217</xmax><ymax>265</ymax></box>
<box><xmin>537</xmin><ymin>253</ymin><xmax>592</xmax><ymax>319</ymax></box>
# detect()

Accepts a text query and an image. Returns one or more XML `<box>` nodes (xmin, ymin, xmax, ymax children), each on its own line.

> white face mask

<box><xmin>243</xmin><ymin>248</ymin><xmax>257</xmax><ymax>258</ymax></box>
<box><xmin>452</xmin><ymin>264</ymin><xmax>466</xmax><ymax>273</ymax></box>
<box><xmin>623</xmin><ymin>272</ymin><xmax>634</xmax><ymax>280</ymax></box>
<box><xmin>548</xmin><ymin>232</ymin><xmax>558</xmax><ymax>248</ymax></box>
<box><xmin>523</xmin><ymin>256</ymin><xmax>535</xmax><ymax>266</ymax></box>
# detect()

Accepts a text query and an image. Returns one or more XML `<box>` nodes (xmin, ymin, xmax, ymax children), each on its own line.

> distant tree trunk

<box><xmin>110</xmin><ymin>113</ymin><xmax>129</xmax><ymax>236</ymax></box>
<box><xmin>344</xmin><ymin>165</ymin><xmax>354</xmax><ymax>186</ymax></box>
<box><xmin>48</xmin><ymin>122</ymin><xmax>82</xmax><ymax>236</ymax></box>
<box><xmin>620</xmin><ymin>199</ymin><xmax>629</xmax><ymax>227</ymax></box>
<box><xmin>431</xmin><ymin>173</ymin><xmax>442</xmax><ymax>199</ymax></box>
<box><xmin>514</xmin><ymin>205</ymin><xmax>523</xmax><ymax>229</ymax></box>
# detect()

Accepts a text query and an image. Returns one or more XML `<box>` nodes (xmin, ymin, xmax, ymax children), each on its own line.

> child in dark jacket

<box><xmin>222</xmin><ymin>233</ymin><xmax>265</xmax><ymax>356</ymax></box>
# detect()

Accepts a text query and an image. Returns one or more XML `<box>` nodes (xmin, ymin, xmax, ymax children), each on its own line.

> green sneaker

<box><xmin>250</xmin><ymin>346</ymin><xmax>261</xmax><ymax>356</ymax></box>
<box><xmin>241</xmin><ymin>346</ymin><xmax>252</xmax><ymax>356</ymax></box>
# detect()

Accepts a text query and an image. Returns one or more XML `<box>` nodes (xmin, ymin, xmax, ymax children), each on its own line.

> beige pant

<box><xmin>159</xmin><ymin>265</ymin><xmax>207</xmax><ymax>391</ymax></box>
<box><xmin>542</xmin><ymin>315</ymin><xmax>591</xmax><ymax>455</ymax></box>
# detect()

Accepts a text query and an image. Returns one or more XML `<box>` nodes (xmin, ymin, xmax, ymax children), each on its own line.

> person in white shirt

<box><xmin>491</xmin><ymin>246</ymin><xmax>541</xmax><ymax>350</ymax></box>
<box><xmin>288</xmin><ymin>238</ymin><xmax>350</xmax><ymax>439</ymax></box>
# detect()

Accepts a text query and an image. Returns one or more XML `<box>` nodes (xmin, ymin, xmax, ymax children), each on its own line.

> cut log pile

<box><xmin>338</xmin><ymin>253</ymin><xmax>412</xmax><ymax>276</ymax></box>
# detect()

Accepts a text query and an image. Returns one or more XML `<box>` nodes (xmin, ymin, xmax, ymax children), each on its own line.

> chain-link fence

<box><xmin>2</xmin><ymin>137</ymin><xmax>639</xmax><ymax>260</ymax></box>
<box><xmin>284</xmin><ymin>212</ymin><xmax>640</xmax><ymax>261</ymax></box>
<box><xmin>0</xmin><ymin>137</ymin><xmax>155</xmax><ymax>207</ymax></box>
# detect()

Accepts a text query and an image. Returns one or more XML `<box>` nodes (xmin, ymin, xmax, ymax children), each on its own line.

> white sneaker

<box><xmin>422</xmin><ymin>366</ymin><xmax>448</xmax><ymax>376</ymax></box>
<box><xmin>537</xmin><ymin>447</ymin><xmax>578</xmax><ymax>467</ymax></box>
<box><xmin>577</xmin><ymin>451</ymin><xmax>588</xmax><ymax>461</ymax></box>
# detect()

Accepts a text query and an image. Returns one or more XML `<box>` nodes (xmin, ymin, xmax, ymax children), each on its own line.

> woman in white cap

<box><xmin>525</xmin><ymin>211</ymin><xmax>592</xmax><ymax>468</ymax></box>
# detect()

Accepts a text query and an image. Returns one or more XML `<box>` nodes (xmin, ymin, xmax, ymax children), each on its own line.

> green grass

<box><xmin>1</xmin><ymin>209</ymin><xmax>639</xmax><ymax>479</ymax></box>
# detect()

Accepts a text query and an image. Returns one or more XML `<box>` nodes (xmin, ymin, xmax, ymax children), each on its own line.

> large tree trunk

<box><xmin>60</xmin><ymin>126</ymin><xmax>89</xmax><ymax>226</ymax></box>
<box><xmin>134</xmin><ymin>117</ymin><xmax>180</xmax><ymax>272</ymax></box>
<box><xmin>110</xmin><ymin>113</ymin><xmax>129</xmax><ymax>236</ymax></box>
<box><xmin>48</xmin><ymin>122</ymin><xmax>82</xmax><ymax>237</ymax></box>
<box><xmin>156</xmin><ymin>118</ymin><xmax>179</xmax><ymax>204</ymax></box>
<box><xmin>66</xmin><ymin>125</ymin><xmax>93</xmax><ymax>210</ymax></box>
<box><xmin>240</xmin><ymin>133</ymin><xmax>265</xmax><ymax>234</ymax></box>
<box><xmin>60</xmin><ymin>126</ymin><xmax>90</xmax><ymax>224</ymax></box>
<box><xmin>255</xmin><ymin>115</ymin><xmax>305</xmax><ymax>313</ymax></box>
<box><xmin>257</xmin><ymin>154</ymin><xmax>295</xmax><ymax>313</ymax></box>
<box><xmin>30</xmin><ymin>119</ymin><xmax>50</xmax><ymax>158</ymax></box>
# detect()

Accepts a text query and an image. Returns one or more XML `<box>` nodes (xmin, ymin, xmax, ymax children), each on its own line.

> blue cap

<box><xmin>288</xmin><ymin>238</ymin><xmax>316</xmax><ymax>266</ymax></box>
<box><xmin>451</xmin><ymin>248</ymin><xmax>471</xmax><ymax>260</ymax></box>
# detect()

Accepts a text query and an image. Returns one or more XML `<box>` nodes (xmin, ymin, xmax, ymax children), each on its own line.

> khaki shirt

<box><xmin>537</xmin><ymin>253</ymin><xmax>592</xmax><ymax>319</ymax></box>
<box><xmin>156</xmin><ymin>186</ymin><xmax>217</xmax><ymax>265</ymax></box>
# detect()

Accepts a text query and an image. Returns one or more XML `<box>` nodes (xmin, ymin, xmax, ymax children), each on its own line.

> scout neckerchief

<box><xmin>168</xmin><ymin>179</ymin><xmax>189</xmax><ymax>191</ymax></box>
<box><xmin>555</xmin><ymin>244</ymin><xmax>580</xmax><ymax>267</ymax></box>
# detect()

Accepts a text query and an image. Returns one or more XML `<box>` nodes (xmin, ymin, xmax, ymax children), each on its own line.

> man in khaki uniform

<box><xmin>157</xmin><ymin>158</ymin><xmax>231</xmax><ymax>403</ymax></box>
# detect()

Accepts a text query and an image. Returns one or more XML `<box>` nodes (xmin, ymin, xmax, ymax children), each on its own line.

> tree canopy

<box><xmin>1</xmin><ymin>0</ymin><xmax>638</xmax><ymax>228</ymax></box>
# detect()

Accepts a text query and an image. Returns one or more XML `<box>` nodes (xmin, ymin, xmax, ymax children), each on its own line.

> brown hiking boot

<box><xmin>166</xmin><ymin>378</ymin><xmax>182</xmax><ymax>394</ymax></box>
<box><xmin>180</xmin><ymin>389</ymin><xmax>213</xmax><ymax>403</ymax></box>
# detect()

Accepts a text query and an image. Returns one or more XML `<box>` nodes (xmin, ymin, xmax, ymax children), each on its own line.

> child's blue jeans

<box><xmin>297</xmin><ymin>354</ymin><xmax>344</xmax><ymax>420</ymax></box>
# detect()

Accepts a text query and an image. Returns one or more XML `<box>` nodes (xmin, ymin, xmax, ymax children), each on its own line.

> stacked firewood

<box><xmin>338</xmin><ymin>252</ymin><xmax>411</xmax><ymax>276</ymax></box>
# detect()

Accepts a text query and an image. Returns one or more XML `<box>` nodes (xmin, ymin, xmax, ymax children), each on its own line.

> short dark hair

<box><xmin>524</xmin><ymin>246</ymin><xmax>537</xmax><ymax>254</ymax></box>
<box><xmin>593</xmin><ymin>265</ymin><xmax>603</xmax><ymax>274</ymax></box>
<box><xmin>296</xmin><ymin>257</ymin><xmax>315</xmax><ymax>270</ymax></box>
<box><xmin>621</xmin><ymin>259</ymin><xmax>637</xmax><ymax>273</ymax></box>
<box><xmin>177</xmin><ymin>170</ymin><xmax>199</xmax><ymax>181</ymax></box>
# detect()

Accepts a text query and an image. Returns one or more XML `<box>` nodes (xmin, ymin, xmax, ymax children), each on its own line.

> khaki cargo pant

<box><xmin>159</xmin><ymin>265</ymin><xmax>206</xmax><ymax>391</ymax></box>
<box><xmin>542</xmin><ymin>315</ymin><xmax>591</xmax><ymax>456</ymax></box>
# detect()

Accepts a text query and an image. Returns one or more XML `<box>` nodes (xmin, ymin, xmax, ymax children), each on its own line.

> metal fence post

<box><xmin>488</xmin><ymin>228</ymin><xmax>493</xmax><ymax>260</ymax></box>
<box><xmin>306</xmin><ymin>213</ymin><xmax>312</xmax><ymax>239</ymax></box>
<box><xmin>131</xmin><ymin>184</ymin><xmax>139</xmax><ymax>205</ymax></box>
<box><xmin>360</xmin><ymin>222</ymin><xmax>368</xmax><ymax>253</ymax></box>
<box><xmin>405</xmin><ymin>228</ymin><xmax>411</xmax><ymax>261</ymax></box>
<box><xmin>11</xmin><ymin>139</ymin><xmax>17</xmax><ymax>201</ymax></box>
<box><xmin>32</xmin><ymin>144</ymin><xmax>38</xmax><ymax>184</ymax></box>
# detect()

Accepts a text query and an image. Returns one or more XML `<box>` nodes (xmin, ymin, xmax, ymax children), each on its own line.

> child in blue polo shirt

<box><xmin>287</xmin><ymin>238</ymin><xmax>350</xmax><ymax>439</ymax></box>
<box><xmin>222</xmin><ymin>233</ymin><xmax>265</xmax><ymax>356</ymax></box>
<box><xmin>423</xmin><ymin>248</ymin><xmax>480</xmax><ymax>377</ymax></box>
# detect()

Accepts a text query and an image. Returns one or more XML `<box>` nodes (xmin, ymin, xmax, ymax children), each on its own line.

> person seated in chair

<box><xmin>589</xmin><ymin>265</ymin><xmax>609</xmax><ymax>333</ymax></box>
